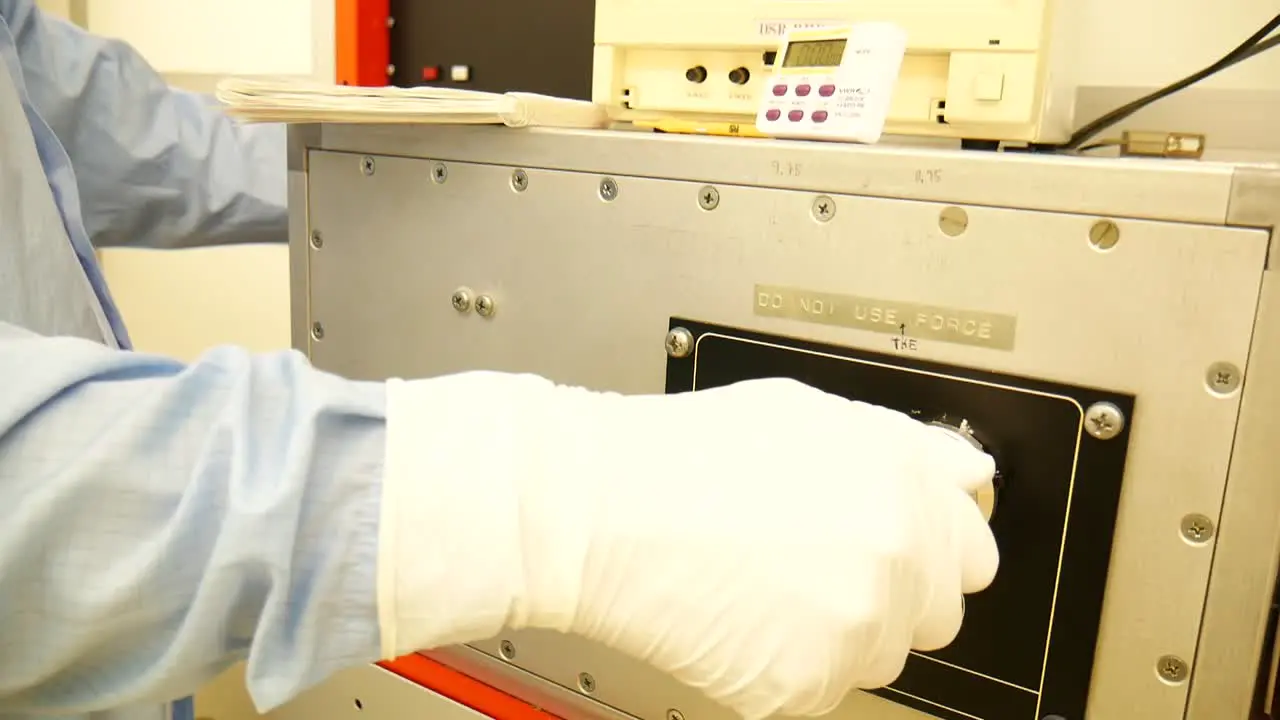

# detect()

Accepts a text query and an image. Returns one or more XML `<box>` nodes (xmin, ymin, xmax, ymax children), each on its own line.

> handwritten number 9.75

<box><xmin>915</xmin><ymin>169</ymin><xmax>943</xmax><ymax>184</ymax></box>
<box><xmin>772</xmin><ymin>161</ymin><xmax>803</xmax><ymax>177</ymax></box>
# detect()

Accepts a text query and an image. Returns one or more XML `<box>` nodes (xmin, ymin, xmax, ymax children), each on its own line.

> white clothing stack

<box><xmin>214</xmin><ymin>77</ymin><xmax>609</xmax><ymax>129</ymax></box>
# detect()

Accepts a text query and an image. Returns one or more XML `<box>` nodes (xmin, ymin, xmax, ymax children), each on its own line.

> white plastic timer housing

<box><xmin>754</xmin><ymin>23</ymin><xmax>907</xmax><ymax>144</ymax></box>
<box><xmin>592</xmin><ymin>0</ymin><xmax>1082</xmax><ymax>144</ymax></box>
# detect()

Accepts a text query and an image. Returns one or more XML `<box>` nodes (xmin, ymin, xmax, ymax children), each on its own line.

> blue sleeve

<box><xmin>0</xmin><ymin>321</ymin><xmax>384</xmax><ymax>714</ymax></box>
<box><xmin>0</xmin><ymin>0</ymin><xmax>289</xmax><ymax>249</ymax></box>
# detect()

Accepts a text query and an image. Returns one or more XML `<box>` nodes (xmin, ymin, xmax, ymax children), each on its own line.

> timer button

<box><xmin>787</xmin><ymin>109</ymin><xmax>804</xmax><ymax>122</ymax></box>
<box><xmin>685</xmin><ymin>66</ymin><xmax>708</xmax><ymax>83</ymax></box>
<box><xmin>765</xmin><ymin>108</ymin><xmax>782</xmax><ymax>121</ymax></box>
<box><xmin>772</xmin><ymin>84</ymin><xmax>788</xmax><ymax>96</ymax></box>
<box><xmin>795</xmin><ymin>84</ymin><xmax>812</xmax><ymax>96</ymax></box>
<box><xmin>811</xmin><ymin>110</ymin><xmax>829</xmax><ymax>123</ymax></box>
<box><xmin>819</xmin><ymin>84</ymin><xmax>836</xmax><ymax>97</ymax></box>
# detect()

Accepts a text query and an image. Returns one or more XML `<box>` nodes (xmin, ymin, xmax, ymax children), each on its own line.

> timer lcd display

<box><xmin>781</xmin><ymin>38</ymin><xmax>848</xmax><ymax>68</ymax></box>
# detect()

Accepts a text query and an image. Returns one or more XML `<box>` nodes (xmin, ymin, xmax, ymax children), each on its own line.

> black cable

<box><xmin>1041</xmin><ymin>13</ymin><xmax>1280</xmax><ymax>152</ymax></box>
<box><xmin>1224</xmin><ymin>13</ymin><xmax>1280</xmax><ymax>61</ymax></box>
<box><xmin>1235</xmin><ymin>31</ymin><xmax>1280</xmax><ymax>64</ymax></box>
<box><xmin>1076</xmin><ymin>140</ymin><xmax>1121</xmax><ymax>153</ymax></box>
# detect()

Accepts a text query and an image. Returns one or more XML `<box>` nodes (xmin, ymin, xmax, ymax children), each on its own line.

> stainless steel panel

<box><xmin>260</xmin><ymin>665</ymin><xmax>494</xmax><ymax>720</ymax></box>
<box><xmin>315</xmin><ymin>124</ymin><xmax>1238</xmax><ymax>224</ymax></box>
<box><xmin>282</xmin><ymin>124</ymin><xmax>1280</xmax><ymax>720</ymax></box>
<box><xmin>1185</xmin><ymin>171</ymin><xmax>1280</xmax><ymax>720</ymax></box>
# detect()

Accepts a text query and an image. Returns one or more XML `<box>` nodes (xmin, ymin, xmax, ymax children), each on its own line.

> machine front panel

<box><xmin>298</xmin><ymin>141</ymin><xmax>1268</xmax><ymax>720</ymax></box>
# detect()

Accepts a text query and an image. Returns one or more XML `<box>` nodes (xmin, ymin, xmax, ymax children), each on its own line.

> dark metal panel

<box><xmin>666</xmin><ymin>320</ymin><xmax>1135</xmax><ymax>720</ymax></box>
<box><xmin>388</xmin><ymin>0</ymin><xmax>595</xmax><ymax>99</ymax></box>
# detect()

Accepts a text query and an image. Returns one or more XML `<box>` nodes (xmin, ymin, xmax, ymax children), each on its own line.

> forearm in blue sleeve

<box><xmin>0</xmin><ymin>322</ymin><xmax>383</xmax><ymax>714</ymax></box>
<box><xmin>2</xmin><ymin>0</ymin><xmax>288</xmax><ymax>249</ymax></box>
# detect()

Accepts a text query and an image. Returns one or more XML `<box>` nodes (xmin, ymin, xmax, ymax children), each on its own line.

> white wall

<box><xmin>84</xmin><ymin>0</ymin><xmax>334</xmax><ymax>361</ymax></box>
<box><xmin>1074</xmin><ymin>0</ymin><xmax>1280</xmax><ymax>90</ymax></box>
<box><xmin>86</xmin><ymin>0</ymin><xmax>319</xmax><ymax>76</ymax></box>
<box><xmin>34</xmin><ymin>0</ymin><xmax>74</xmax><ymax>21</ymax></box>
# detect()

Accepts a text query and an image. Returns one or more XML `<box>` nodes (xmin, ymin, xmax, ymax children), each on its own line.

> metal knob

<box><xmin>927</xmin><ymin>419</ymin><xmax>997</xmax><ymax>522</ymax></box>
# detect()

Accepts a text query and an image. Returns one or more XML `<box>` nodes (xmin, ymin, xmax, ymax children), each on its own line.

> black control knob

<box><xmin>728</xmin><ymin>66</ymin><xmax>751</xmax><ymax>85</ymax></box>
<box><xmin>927</xmin><ymin>419</ymin><xmax>998</xmax><ymax>522</ymax></box>
<box><xmin>685</xmin><ymin>66</ymin><xmax>708</xmax><ymax>83</ymax></box>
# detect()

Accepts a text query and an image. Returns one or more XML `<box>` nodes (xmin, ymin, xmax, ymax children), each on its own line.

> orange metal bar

<box><xmin>334</xmin><ymin>0</ymin><xmax>391</xmax><ymax>85</ymax></box>
<box><xmin>379</xmin><ymin>654</ymin><xmax>562</xmax><ymax>720</ymax></box>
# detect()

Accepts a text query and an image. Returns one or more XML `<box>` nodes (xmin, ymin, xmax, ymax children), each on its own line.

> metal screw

<box><xmin>451</xmin><ymin>288</ymin><xmax>472</xmax><ymax>313</ymax></box>
<box><xmin>667</xmin><ymin>710</ymin><xmax>685</xmax><ymax>720</ymax></box>
<box><xmin>309</xmin><ymin>230</ymin><xmax>324</xmax><ymax>249</ymax></box>
<box><xmin>1084</xmin><ymin>402</ymin><xmax>1125</xmax><ymax>440</ymax></box>
<box><xmin>698</xmin><ymin>186</ymin><xmax>720</xmax><ymax>211</ymax></box>
<box><xmin>499</xmin><ymin>640</ymin><xmax>516</xmax><ymax>660</ymax></box>
<box><xmin>386</xmin><ymin>16</ymin><xmax>396</xmax><ymax>28</ymax></box>
<box><xmin>310</xmin><ymin>321</ymin><xmax>325</xmax><ymax>341</ymax></box>
<box><xmin>1205</xmin><ymin>362</ymin><xmax>1242</xmax><ymax>396</ymax></box>
<box><xmin>665</xmin><ymin>327</ymin><xmax>694</xmax><ymax>358</ymax></box>
<box><xmin>939</xmin><ymin>206</ymin><xmax>969</xmax><ymax>237</ymax></box>
<box><xmin>599</xmin><ymin>177</ymin><xmax>618</xmax><ymax>202</ymax></box>
<box><xmin>432</xmin><ymin>163</ymin><xmax>448</xmax><ymax>184</ymax></box>
<box><xmin>1181</xmin><ymin>513</ymin><xmax>1216</xmax><ymax>544</ymax></box>
<box><xmin>386</xmin><ymin>64</ymin><xmax>396</xmax><ymax>76</ymax></box>
<box><xmin>1089</xmin><ymin>220</ymin><xmax>1120</xmax><ymax>250</ymax></box>
<box><xmin>1156</xmin><ymin>655</ymin><xmax>1189</xmax><ymax>684</ymax></box>
<box><xmin>577</xmin><ymin>672</ymin><xmax>596</xmax><ymax>694</ymax></box>
<box><xmin>360</xmin><ymin>156</ymin><xmax>375</xmax><ymax>176</ymax></box>
<box><xmin>475</xmin><ymin>294</ymin><xmax>496</xmax><ymax>318</ymax></box>
<box><xmin>511</xmin><ymin>169</ymin><xmax>529</xmax><ymax>192</ymax></box>
<box><xmin>811</xmin><ymin>195</ymin><xmax>836</xmax><ymax>222</ymax></box>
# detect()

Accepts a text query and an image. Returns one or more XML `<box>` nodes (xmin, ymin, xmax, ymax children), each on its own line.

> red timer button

<box><xmin>787</xmin><ymin>109</ymin><xmax>804</xmax><ymax>122</ymax></box>
<box><xmin>819</xmin><ymin>84</ymin><xmax>836</xmax><ymax>97</ymax></box>
<box><xmin>772</xmin><ymin>84</ymin><xmax>788</xmax><ymax>96</ymax></box>
<box><xmin>795</xmin><ymin>84</ymin><xmax>812</xmax><ymax>97</ymax></box>
<box><xmin>811</xmin><ymin>110</ymin><xmax>829</xmax><ymax>123</ymax></box>
<box><xmin>765</xmin><ymin>109</ymin><xmax>781</xmax><ymax>121</ymax></box>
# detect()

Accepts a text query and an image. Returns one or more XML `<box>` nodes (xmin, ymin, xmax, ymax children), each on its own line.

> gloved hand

<box><xmin>379</xmin><ymin>373</ymin><xmax>999</xmax><ymax>720</ymax></box>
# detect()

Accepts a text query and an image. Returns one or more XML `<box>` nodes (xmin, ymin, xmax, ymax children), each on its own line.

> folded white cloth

<box><xmin>380</xmin><ymin>372</ymin><xmax>999</xmax><ymax>719</ymax></box>
<box><xmin>214</xmin><ymin>77</ymin><xmax>608</xmax><ymax>128</ymax></box>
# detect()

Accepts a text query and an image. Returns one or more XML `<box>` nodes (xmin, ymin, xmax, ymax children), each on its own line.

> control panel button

<box><xmin>450</xmin><ymin>64</ymin><xmax>471</xmax><ymax>82</ymax></box>
<box><xmin>421</xmin><ymin>65</ymin><xmax>441</xmax><ymax>82</ymax></box>
<box><xmin>685</xmin><ymin>65</ymin><xmax>708</xmax><ymax>84</ymax></box>
<box><xmin>765</xmin><ymin>108</ymin><xmax>782</xmax><ymax>121</ymax></box>
<box><xmin>795</xmin><ymin>84</ymin><xmax>812</xmax><ymax>97</ymax></box>
<box><xmin>811</xmin><ymin>110</ymin><xmax>829</xmax><ymax>123</ymax></box>
<box><xmin>772</xmin><ymin>84</ymin><xmax>788</xmax><ymax>96</ymax></box>
<box><xmin>787</xmin><ymin>109</ymin><xmax>804</xmax><ymax>122</ymax></box>
<box><xmin>728</xmin><ymin>67</ymin><xmax>751</xmax><ymax>85</ymax></box>
<box><xmin>819</xmin><ymin>84</ymin><xmax>836</xmax><ymax>97</ymax></box>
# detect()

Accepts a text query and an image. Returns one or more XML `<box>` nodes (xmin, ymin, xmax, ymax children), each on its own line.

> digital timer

<box><xmin>755</xmin><ymin>22</ymin><xmax>908</xmax><ymax>144</ymax></box>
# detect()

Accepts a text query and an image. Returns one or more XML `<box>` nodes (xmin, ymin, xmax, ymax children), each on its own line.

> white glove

<box><xmin>379</xmin><ymin>373</ymin><xmax>999</xmax><ymax>720</ymax></box>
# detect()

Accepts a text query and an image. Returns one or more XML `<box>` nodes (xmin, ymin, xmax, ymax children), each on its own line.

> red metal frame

<box><xmin>379</xmin><ymin>654</ymin><xmax>561</xmax><ymax>720</ymax></box>
<box><xmin>334</xmin><ymin>0</ymin><xmax>390</xmax><ymax>85</ymax></box>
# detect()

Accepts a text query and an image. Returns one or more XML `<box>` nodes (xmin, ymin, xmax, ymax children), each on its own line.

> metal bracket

<box><xmin>1227</xmin><ymin>166</ymin><xmax>1280</xmax><ymax>269</ymax></box>
<box><xmin>288</xmin><ymin>124</ymin><xmax>323</xmax><ymax>173</ymax></box>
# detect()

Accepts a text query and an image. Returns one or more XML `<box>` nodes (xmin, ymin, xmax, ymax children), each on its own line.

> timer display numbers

<box><xmin>781</xmin><ymin>38</ymin><xmax>848</xmax><ymax>68</ymax></box>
